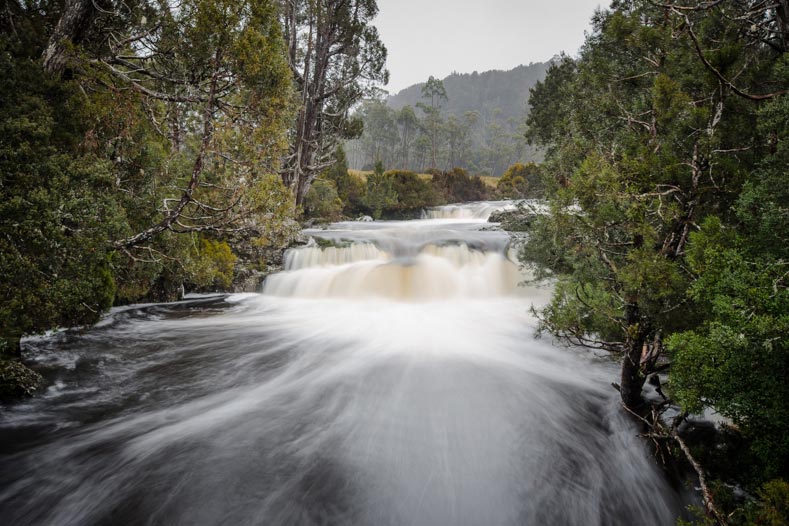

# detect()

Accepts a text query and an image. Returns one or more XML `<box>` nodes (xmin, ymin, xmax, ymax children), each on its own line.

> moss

<box><xmin>0</xmin><ymin>358</ymin><xmax>42</xmax><ymax>400</ymax></box>
<box><xmin>313</xmin><ymin>237</ymin><xmax>352</xmax><ymax>249</ymax></box>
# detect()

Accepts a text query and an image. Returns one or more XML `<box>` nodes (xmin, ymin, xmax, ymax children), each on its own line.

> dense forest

<box><xmin>345</xmin><ymin>61</ymin><xmax>551</xmax><ymax>174</ymax></box>
<box><xmin>521</xmin><ymin>1</ymin><xmax>788</xmax><ymax>523</ymax></box>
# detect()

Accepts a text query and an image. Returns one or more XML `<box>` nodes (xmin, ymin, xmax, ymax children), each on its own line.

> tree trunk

<box><xmin>778</xmin><ymin>0</ymin><xmax>789</xmax><ymax>52</ymax></box>
<box><xmin>43</xmin><ymin>0</ymin><xmax>96</xmax><ymax>76</ymax></box>
<box><xmin>620</xmin><ymin>300</ymin><xmax>646</xmax><ymax>409</ymax></box>
<box><xmin>1</xmin><ymin>334</ymin><xmax>22</xmax><ymax>358</ymax></box>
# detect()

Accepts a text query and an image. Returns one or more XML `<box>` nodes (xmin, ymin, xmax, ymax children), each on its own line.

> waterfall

<box><xmin>421</xmin><ymin>200</ymin><xmax>517</xmax><ymax>220</ymax></box>
<box><xmin>264</xmin><ymin>243</ymin><xmax>521</xmax><ymax>300</ymax></box>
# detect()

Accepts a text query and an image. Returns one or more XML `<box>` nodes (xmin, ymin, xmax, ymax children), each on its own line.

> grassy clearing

<box><xmin>348</xmin><ymin>169</ymin><xmax>499</xmax><ymax>188</ymax></box>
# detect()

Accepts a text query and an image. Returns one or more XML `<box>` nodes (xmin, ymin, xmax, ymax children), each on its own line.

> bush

<box><xmin>303</xmin><ymin>178</ymin><xmax>343</xmax><ymax>221</ymax></box>
<box><xmin>430</xmin><ymin>168</ymin><xmax>490</xmax><ymax>203</ymax></box>
<box><xmin>385</xmin><ymin>170</ymin><xmax>437</xmax><ymax>211</ymax></box>
<box><xmin>497</xmin><ymin>162</ymin><xmax>543</xmax><ymax>198</ymax></box>
<box><xmin>362</xmin><ymin>172</ymin><xmax>397</xmax><ymax>219</ymax></box>
<box><xmin>188</xmin><ymin>238</ymin><xmax>238</xmax><ymax>290</ymax></box>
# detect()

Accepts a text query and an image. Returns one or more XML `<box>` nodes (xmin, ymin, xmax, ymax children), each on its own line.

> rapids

<box><xmin>0</xmin><ymin>202</ymin><xmax>687</xmax><ymax>525</ymax></box>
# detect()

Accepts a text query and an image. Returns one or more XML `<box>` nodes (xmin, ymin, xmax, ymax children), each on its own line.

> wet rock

<box><xmin>0</xmin><ymin>358</ymin><xmax>42</xmax><ymax>399</ymax></box>
<box><xmin>488</xmin><ymin>209</ymin><xmax>536</xmax><ymax>232</ymax></box>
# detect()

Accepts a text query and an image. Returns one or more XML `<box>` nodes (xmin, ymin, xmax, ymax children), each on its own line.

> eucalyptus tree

<box><xmin>417</xmin><ymin>75</ymin><xmax>448</xmax><ymax>169</ymax></box>
<box><xmin>279</xmin><ymin>0</ymin><xmax>388</xmax><ymax>205</ymax></box>
<box><xmin>396</xmin><ymin>105</ymin><xmax>418</xmax><ymax>168</ymax></box>
<box><xmin>359</xmin><ymin>99</ymin><xmax>398</xmax><ymax>167</ymax></box>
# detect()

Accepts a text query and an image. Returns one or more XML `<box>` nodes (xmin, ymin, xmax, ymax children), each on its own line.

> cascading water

<box><xmin>0</xmin><ymin>201</ymin><xmax>688</xmax><ymax>525</ymax></box>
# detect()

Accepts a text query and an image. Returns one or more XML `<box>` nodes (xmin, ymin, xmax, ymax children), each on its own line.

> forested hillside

<box><xmin>346</xmin><ymin>61</ymin><xmax>553</xmax><ymax>175</ymax></box>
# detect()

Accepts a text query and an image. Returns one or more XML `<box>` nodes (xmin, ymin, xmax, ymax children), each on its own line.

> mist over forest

<box><xmin>346</xmin><ymin>60</ymin><xmax>555</xmax><ymax>174</ymax></box>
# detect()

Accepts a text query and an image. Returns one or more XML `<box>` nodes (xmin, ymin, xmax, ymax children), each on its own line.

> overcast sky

<box><xmin>375</xmin><ymin>0</ymin><xmax>605</xmax><ymax>94</ymax></box>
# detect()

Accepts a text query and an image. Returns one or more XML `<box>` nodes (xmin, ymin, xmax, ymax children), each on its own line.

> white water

<box><xmin>0</xmin><ymin>201</ymin><xmax>686</xmax><ymax>525</ymax></box>
<box><xmin>421</xmin><ymin>200</ymin><xmax>518</xmax><ymax>220</ymax></box>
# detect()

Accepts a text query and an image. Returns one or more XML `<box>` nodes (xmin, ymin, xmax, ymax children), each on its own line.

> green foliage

<box><xmin>0</xmin><ymin>37</ymin><xmax>125</xmax><ymax>348</ymax></box>
<box><xmin>385</xmin><ymin>170</ymin><xmax>436</xmax><ymax>211</ymax></box>
<box><xmin>668</xmin><ymin>219</ymin><xmax>789</xmax><ymax>479</ymax></box>
<box><xmin>679</xmin><ymin>479</ymin><xmax>789</xmax><ymax>526</ymax></box>
<box><xmin>431</xmin><ymin>168</ymin><xmax>490</xmax><ymax>203</ymax></box>
<box><xmin>744</xmin><ymin>480</ymin><xmax>789</xmax><ymax>526</ymax></box>
<box><xmin>0</xmin><ymin>358</ymin><xmax>42</xmax><ymax>399</ymax></box>
<box><xmin>497</xmin><ymin>162</ymin><xmax>543</xmax><ymax>198</ymax></box>
<box><xmin>523</xmin><ymin>0</ymin><xmax>789</xmax><ymax>492</ymax></box>
<box><xmin>188</xmin><ymin>238</ymin><xmax>238</xmax><ymax>290</ymax></box>
<box><xmin>362</xmin><ymin>172</ymin><xmax>397</xmax><ymax>219</ymax></box>
<box><xmin>303</xmin><ymin>179</ymin><xmax>343</xmax><ymax>221</ymax></box>
<box><xmin>325</xmin><ymin>146</ymin><xmax>366</xmax><ymax>215</ymax></box>
<box><xmin>0</xmin><ymin>0</ymin><xmax>298</xmax><ymax>373</ymax></box>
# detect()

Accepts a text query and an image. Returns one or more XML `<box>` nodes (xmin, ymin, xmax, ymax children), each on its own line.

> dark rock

<box><xmin>0</xmin><ymin>358</ymin><xmax>42</xmax><ymax>400</ymax></box>
<box><xmin>488</xmin><ymin>209</ymin><xmax>536</xmax><ymax>232</ymax></box>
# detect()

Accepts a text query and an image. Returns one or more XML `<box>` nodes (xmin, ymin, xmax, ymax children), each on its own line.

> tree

<box><xmin>385</xmin><ymin>170</ymin><xmax>436</xmax><ymax>212</ymax></box>
<box><xmin>279</xmin><ymin>0</ymin><xmax>388</xmax><ymax>205</ymax></box>
<box><xmin>0</xmin><ymin>36</ymin><xmax>125</xmax><ymax>355</ymax></box>
<box><xmin>0</xmin><ymin>0</ymin><xmax>298</xmax><ymax>357</ymax></box>
<box><xmin>522</xmin><ymin>2</ymin><xmax>774</xmax><ymax>410</ymax></box>
<box><xmin>668</xmin><ymin>82</ymin><xmax>789</xmax><ymax>481</ymax></box>
<box><xmin>431</xmin><ymin>168</ymin><xmax>489</xmax><ymax>204</ymax></box>
<box><xmin>396</xmin><ymin>105</ymin><xmax>418</xmax><ymax>168</ymax></box>
<box><xmin>417</xmin><ymin>75</ymin><xmax>448</xmax><ymax>169</ymax></box>
<box><xmin>303</xmin><ymin>179</ymin><xmax>343</xmax><ymax>221</ymax></box>
<box><xmin>521</xmin><ymin>3</ymin><xmax>789</xmax><ymax>517</ymax></box>
<box><xmin>324</xmin><ymin>145</ymin><xmax>364</xmax><ymax>214</ymax></box>
<box><xmin>363</xmin><ymin>167</ymin><xmax>396</xmax><ymax>219</ymax></box>
<box><xmin>359</xmin><ymin>99</ymin><xmax>398</xmax><ymax>167</ymax></box>
<box><xmin>444</xmin><ymin>113</ymin><xmax>474</xmax><ymax>169</ymax></box>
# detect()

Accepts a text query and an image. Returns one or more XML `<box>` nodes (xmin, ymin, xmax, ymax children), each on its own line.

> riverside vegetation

<box><xmin>1</xmin><ymin>0</ymin><xmax>384</xmax><ymax>389</ymax></box>
<box><xmin>519</xmin><ymin>1</ymin><xmax>789</xmax><ymax>524</ymax></box>
<box><xmin>1</xmin><ymin>0</ymin><xmax>788</xmax><ymax>525</ymax></box>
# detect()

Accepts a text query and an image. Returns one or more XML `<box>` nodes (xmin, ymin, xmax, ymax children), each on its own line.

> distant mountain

<box><xmin>386</xmin><ymin>61</ymin><xmax>553</xmax><ymax>122</ymax></box>
<box><xmin>346</xmin><ymin>60</ymin><xmax>554</xmax><ymax>175</ymax></box>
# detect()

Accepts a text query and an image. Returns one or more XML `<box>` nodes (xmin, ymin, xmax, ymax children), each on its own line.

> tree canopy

<box><xmin>522</xmin><ymin>0</ymin><xmax>789</xmax><ymax>513</ymax></box>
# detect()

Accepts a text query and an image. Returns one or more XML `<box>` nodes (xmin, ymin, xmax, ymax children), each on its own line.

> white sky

<box><xmin>375</xmin><ymin>0</ymin><xmax>605</xmax><ymax>94</ymax></box>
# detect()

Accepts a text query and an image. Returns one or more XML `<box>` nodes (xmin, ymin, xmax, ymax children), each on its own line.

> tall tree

<box><xmin>396</xmin><ymin>105</ymin><xmax>418</xmax><ymax>168</ymax></box>
<box><xmin>523</xmin><ymin>2</ymin><xmax>789</xmax><ymax>515</ymax></box>
<box><xmin>1</xmin><ymin>0</ymin><xmax>298</xmax><ymax>357</ymax></box>
<box><xmin>417</xmin><ymin>75</ymin><xmax>447</xmax><ymax>169</ymax></box>
<box><xmin>523</xmin><ymin>1</ymin><xmax>783</xmax><ymax>410</ymax></box>
<box><xmin>279</xmin><ymin>0</ymin><xmax>388</xmax><ymax>205</ymax></box>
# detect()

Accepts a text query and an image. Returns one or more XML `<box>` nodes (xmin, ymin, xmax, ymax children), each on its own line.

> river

<box><xmin>0</xmin><ymin>202</ymin><xmax>687</xmax><ymax>525</ymax></box>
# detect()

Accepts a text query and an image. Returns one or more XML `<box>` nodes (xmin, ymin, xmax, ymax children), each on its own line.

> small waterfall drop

<box><xmin>265</xmin><ymin>204</ymin><xmax>524</xmax><ymax>301</ymax></box>
<box><xmin>421</xmin><ymin>200</ymin><xmax>517</xmax><ymax>220</ymax></box>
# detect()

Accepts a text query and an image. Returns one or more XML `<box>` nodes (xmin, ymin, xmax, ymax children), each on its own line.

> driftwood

<box><xmin>672</xmin><ymin>431</ymin><xmax>728</xmax><ymax>526</ymax></box>
<box><xmin>621</xmin><ymin>402</ymin><xmax>728</xmax><ymax>526</ymax></box>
